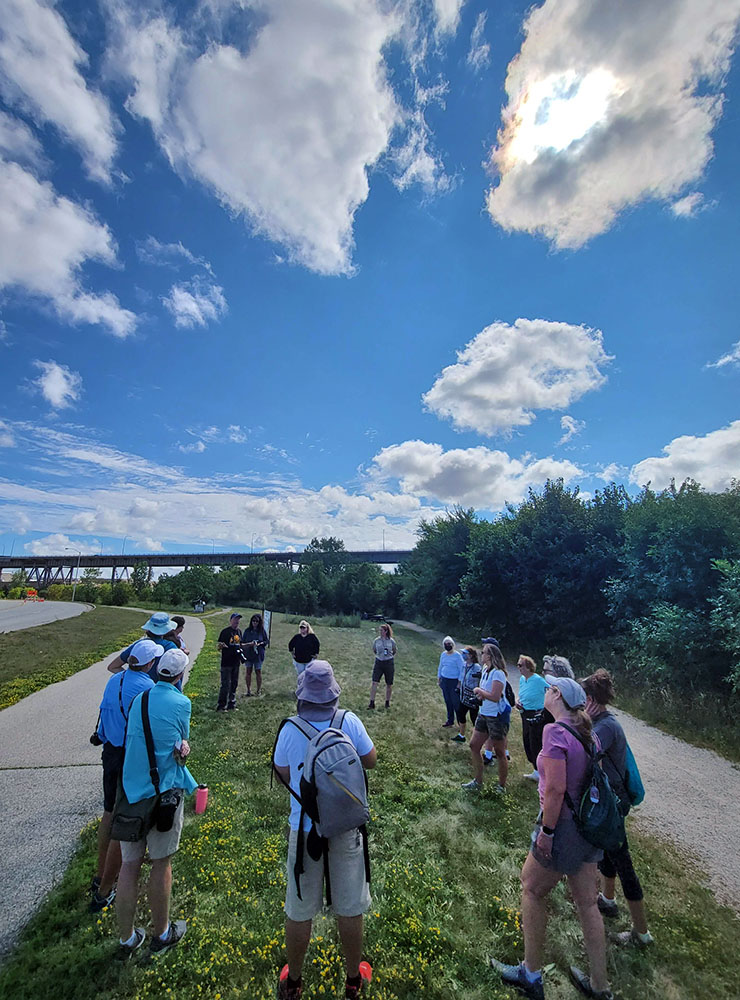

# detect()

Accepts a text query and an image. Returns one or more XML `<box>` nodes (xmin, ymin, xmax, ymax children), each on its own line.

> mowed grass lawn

<box><xmin>0</xmin><ymin>606</ymin><xmax>144</xmax><ymax>709</ymax></box>
<box><xmin>1</xmin><ymin>612</ymin><xmax>739</xmax><ymax>1000</ymax></box>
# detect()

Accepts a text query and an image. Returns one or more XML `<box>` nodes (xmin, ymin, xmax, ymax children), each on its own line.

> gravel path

<box><xmin>0</xmin><ymin>599</ymin><xmax>92</xmax><ymax>633</ymax></box>
<box><xmin>394</xmin><ymin>620</ymin><xmax>740</xmax><ymax>914</ymax></box>
<box><xmin>0</xmin><ymin>614</ymin><xmax>206</xmax><ymax>958</ymax></box>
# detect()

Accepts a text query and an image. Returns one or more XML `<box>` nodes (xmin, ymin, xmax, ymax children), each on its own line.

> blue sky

<box><xmin>1</xmin><ymin>0</ymin><xmax>739</xmax><ymax>559</ymax></box>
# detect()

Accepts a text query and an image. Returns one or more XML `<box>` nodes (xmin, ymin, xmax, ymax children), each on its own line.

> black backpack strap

<box><xmin>322</xmin><ymin>837</ymin><xmax>332</xmax><ymax>906</ymax></box>
<box><xmin>360</xmin><ymin>824</ymin><xmax>371</xmax><ymax>886</ymax></box>
<box><xmin>140</xmin><ymin>690</ymin><xmax>160</xmax><ymax>795</ymax></box>
<box><xmin>552</xmin><ymin>721</ymin><xmax>594</xmax><ymax>817</ymax></box>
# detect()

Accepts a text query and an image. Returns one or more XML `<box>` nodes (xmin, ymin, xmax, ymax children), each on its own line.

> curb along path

<box><xmin>393</xmin><ymin>620</ymin><xmax>740</xmax><ymax>915</ymax></box>
<box><xmin>0</xmin><ymin>614</ymin><xmax>206</xmax><ymax>958</ymax></box>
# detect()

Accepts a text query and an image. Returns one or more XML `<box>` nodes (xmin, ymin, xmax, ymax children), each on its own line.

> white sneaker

<box><xmin>523</xmin><ymin>770</ymin><xmax>540</xmax><ymax>781</ymax></box>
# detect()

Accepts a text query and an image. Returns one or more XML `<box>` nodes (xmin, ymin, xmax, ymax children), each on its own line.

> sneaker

<box><xmin>245</xmin><ymin>690</ymin><xmax>252</xmax><ymax>697</ymax></box>
<box><xmin>569</xmin><ymin>966</ymin><xmax>614</xmax><ymax>1000</ymax></box>
<box><xmin>490</xmin><ymin>959</ymin><xmax>544</xmax><ymax>1000</ymax></box>
<box><xmin>523</xmin><ymin>770</ymin><xmax>540</xmax><ymax>781</ymax></box>
<box><xmin>597</xmin><ymin>893</ymin><xmax>619</xmax><ymax>919</ymax></box>
<box><xmin>506</xmin><ymin>750</ymin><xmax>511</xmax><ymax>760</ymax></box>
<box><xmin>612</xmin><ymin>928</ymin><xmax>654</xmax><ymax>948</ymax></box>
<box><xmin>483</xmin><ymin>754</ymin><xmax>494</xmax><ymax>766</ymax></box>
<box><xmin>149</xmin><ymin>920</ymin><xmax>187</xmax><ymax>958</ymax></box>
<box><xmin>215</xmin><ymin>705</ymin><xmax>226</xmax><ymax>712</ymax></box>
<box><xmin>345</xmin><ymin>961</ymin><xmax>372</xmax><ymax>998</ymax></box>
<box><xmin>384</xmin><ymin>701</ymin><xmax>390</xmax><ymax>709</ymax></box>
<box><xmin>461</xmin><ymin>779</ymin><xmax>482</xmax><ymax>792</ymax></box>
<box><xmin>278</xmin><ymin>965</ymin><xmax>303</xmax><ymax>999</ymax></box>
<box><xmin>368</xmin><ymin>701</ymin><xmax>375</xmax><ymax>710</ymax></box>
<box><xmin>117</xmin><ymin>927</ymin><xmax>146</xmax><ymax>959</ymax></box>
<box><xmin>451</xmin><ymin>733</ymin><xmax>466</xmax><ymax>743</ymax></box>
<box><xmin>227</xmin><ymin>704</ymin><xmax>238</xmax><ymax>711</ymax></box>
<box><xmin>495</xmin><ymin>784</ymin><xmax>507</xmax><ymax>794</ymax></box>
<box><xmin>442</xmin><ymin>721</ymin><xmax>454</xmax><ymax>728</ymax></box>
<box><xmin>89</xmin><ymin>886</ymin><xmax>116</xmax><ymax>912</ymax></box>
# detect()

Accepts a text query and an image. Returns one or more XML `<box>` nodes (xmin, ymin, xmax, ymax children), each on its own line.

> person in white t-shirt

<box><xmin>462</xmin><ymin>643</ymin><xmax>510</xmax><ymax>793</ymax></box>
<box><xmin>272</xmin><ymin>661</ymin><xmax>377</xmax><ymax>1000</ymax></box>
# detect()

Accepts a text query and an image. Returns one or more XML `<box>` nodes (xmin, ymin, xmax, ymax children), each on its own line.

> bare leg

<box><xmin>148</xmin><ymin>856</ymin><xmax>173</xmax><ymax>939</ymax></box>
<box><xmin>469</xmin><ymin>729</ymin><xmax>486</xmax><ymax>783</ymax></box>
<box><xmin>520</xmin><ymin>853</ymin><xmax>561</xmax><ymax>972</ymax></box>
<box><xmin>96</xmin><ymin>811</ymin><xmax>113</xmax><ymax>878</ymax></box>
<box><xmin>246</xmin><ymin>665</ymin><xmax>253</xmax><ymax>694</ymax></box>
<box><xmin>285</xmin><ymin>918</ymin><xmax>313</xmax><ymax>979</ymax></box>
<box><xmin>336</xmin><ymin>914</ymin><xmax>364</xmax><ymax>979</ymax></box>
<box><xmin>568</xmin><ymin>863</ymin><xmax>608</xmax><ymax>993</ymax></box>
<box><xmin>493</xmin><ymin>738</ymin><xmax>509</xmax><ymax>787</ymax></box>
<box><xmin>385</xmin><ymin>683</ymin><xmax>392</xmax><ymax>705</ymax></box>
<box><xmin>627</xmin><ymin>897</ymin><xmax>649</xmax><ymax>935</ymax></box>
<box><xmin>99</xmin><ymin>838</ymin><xmax>122</xmax><ymax>896</ymax></box>
<box><xmin>256</xmin><ymin>668</ymin><xmax>262</xmax><ymax>695</ymax></box>
<box><xmin>116</xmin><ymin>858</ymin><xmax>143</xmax><ymax>941</ymax></box>
<box><xmin>458</xmin><ymin>720</ymin><xmax>466</xmax><ymax>738</ymax></box>
<box><xmin>369</xmin><ymin>681</ymin><xmax>378</xmax><ymax>704</ymax></box>
<box><xmin>601</xmin><ymin>875</ymin><xmax>616</xmax><ymax>899</ymax></box>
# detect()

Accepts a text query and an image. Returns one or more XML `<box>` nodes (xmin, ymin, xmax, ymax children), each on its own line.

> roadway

<box><xmin>0</xmin><ymin>600</ymin><xmax>92</xmax><ymax>633</ymax></box>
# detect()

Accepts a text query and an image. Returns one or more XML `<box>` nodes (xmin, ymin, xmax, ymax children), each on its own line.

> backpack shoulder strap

<box><xmin>270</xmin><ymin>716</ymin><xmax>315</xmax><ymax>804</ymax></box>
<box><xmin>287</xmin><ymin>716</ymin><xmax>320</xmax><ymax>740</ymax></box>
<box><xmin>556</xmin><ymin>721</ymin><xmax>595</xmax><ymax>759</ymax></box>
<box><xmin>140</xmin><ymin>690</ymin><xmax>160</xmax><ymax>795</ymax></box>
<box><xmin>332</xmin><ymin>708</ymin><xmax>347</xmax><ymax>730</ymax></box>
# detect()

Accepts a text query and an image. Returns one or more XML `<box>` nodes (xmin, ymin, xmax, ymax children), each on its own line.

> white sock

<box><xmin>600</xmin><ymin>893</ymin><xmax>616</xmax><ymax>903</ymax></box>
<box><xmin>120</xmin><ymin>931</ymin><xmax>138</xmax><ymax>947</ymax></box>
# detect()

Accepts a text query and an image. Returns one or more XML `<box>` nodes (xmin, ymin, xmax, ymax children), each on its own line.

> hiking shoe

<box><xmin>215</xmin><ymin>705</ymin><xmax>226</xmax><ymax>712</ymax></box>
<box><xmin>117</xmin><ymin>927</ymin><xmax>146</xmax><ymax>959</ymax></box>
<box><xmin>384</xmin><ymin>701</ymin><xmax>390</xmax><ymax>709</ymax></box>
<box><xmin>442</xmin><ymin>721</ymin><xmax>454</xmax><ymax>728</ymax></box>
<box><xmin>278</xmin><ymin>965</ymin><xmax>303</xmax><ymax>999</ymax></box>
<box><xmin>495</xmin><ymin>784</ymin><xmax>507</xmax><ymax>794</ymax></box>
<box><xmin>597</xmin><ymin>893</ymin><xmax>619</xmax><ymax>918</ymax></box>
<box><xmin>490</xmin><ymin>959</ymin><xmax>544</xmax><ymax>1000</ymax></box>
<box><xmin>612</xmin><ymin>928</ymin><xmax>654</xmax><ymax>948</ymax></box>
<box><xmin>483</xmin><ymin>754</ymin><xmax>494</xmax><ymax>766</ymax></box>
<box><xmin>245</xmin><ymin>690</ymin><xmax>252</xmax><ymax>697</ymax></box>
<box><xmin>451</xmin><ymin>733</ymin><xmax>466</xmax><ymax>743</ymax></box>
<box><xmin>227</xmin><ymin>704</ymin><xmax>238</xmax><ymax>711</ymax></box>
<box><xmin>461</xmin><ymin>779</ymin><xmax>482</xmax><ymax>792</ymax></box>
<box><xmin>345</xmin><ymin>961</ymin><xmax>372</xmax><ymax>998</ymax></box>
<box><xmin>89</xmin><ymin>886</ymin><xmax>116</xmax><ymax>912</ymax></box>
<box><xmin>368</xmin><ymin>701</ymin><xmax>375</xmax><ymax>710</ymax></box>
<box><xmin>149</xmin><ymin>920</ymin><xmax>187</xmax><ymax>958</ymax></box>
<box><xmin>569</xmin><ymin>966</ymin><xmax>614</xmax><ymax>1000</ymax></box>
<box><xmin>523</xmin><ymin>770</ymin><xmax>540</xmax><ymax>781</ymax></box>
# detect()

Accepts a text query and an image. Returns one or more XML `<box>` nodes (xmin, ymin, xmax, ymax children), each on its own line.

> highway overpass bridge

<box><xmin>0</xmin><ymin>550</ymin><xmax>412</xmax><ymax>588</ymax></box>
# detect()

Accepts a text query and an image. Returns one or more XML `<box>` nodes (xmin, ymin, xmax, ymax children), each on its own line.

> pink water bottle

<box><xmin>194</xmin><ymin>784</ymin><xmax>209</xmax><ymax>814</ymax></box>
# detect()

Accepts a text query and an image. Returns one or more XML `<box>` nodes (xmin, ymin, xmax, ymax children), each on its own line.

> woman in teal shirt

<box><xmin>516</xmin><ymin>655</ymin><xmax>550</xmax><ymax>781</ymax></box>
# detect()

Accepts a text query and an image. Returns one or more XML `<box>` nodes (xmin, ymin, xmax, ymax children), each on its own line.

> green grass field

<box><xmin>1</xmin><ymin>612</ymin><xmax>738</xmax><ymax>999</ymax></box>
<box><xmin>0</xmin><ymin>606</ymin><xmax>145</xmax><ymax>710</ymax></box>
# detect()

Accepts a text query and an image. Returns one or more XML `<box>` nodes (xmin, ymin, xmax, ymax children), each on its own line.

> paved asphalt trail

<box><xmin>0</xmin><ymin>614</ymin><xmax>205</xmax><ymax>958</ymax></box>
<box><xmin>394</xmin><ymin>620</ymin><xmax>740</xmax><ymax>914</ymax></box>
<box><xmin>0</xmin><ymin>600</ymin><xmax>92</xmax><ymax>633</ymax></box>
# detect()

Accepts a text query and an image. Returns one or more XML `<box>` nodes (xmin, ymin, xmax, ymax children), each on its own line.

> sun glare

<box><xmin>506</xmin><ymin>68</ymin><xmax>621</xmax><ymax>165</ymax></box>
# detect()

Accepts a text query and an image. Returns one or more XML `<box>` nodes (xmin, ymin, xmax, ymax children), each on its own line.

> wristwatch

<box><xmin>541</xmin><ymin>824</ymin><xmax>555</xmax><ymax>836</ymax></box>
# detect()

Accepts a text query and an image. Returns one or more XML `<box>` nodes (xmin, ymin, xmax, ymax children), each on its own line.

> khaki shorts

<box><xmin>120</xmin><ymin>796</ymin><xmax>185</xmax><ymax>862</ymax></box>
<box><xmin>285</xmin><ymin>827</ymin><xmax>371</xmax><ymax>921</ymax></box>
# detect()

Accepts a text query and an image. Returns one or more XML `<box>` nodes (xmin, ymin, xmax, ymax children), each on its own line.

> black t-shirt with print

<box><xmin>218</xmin><ymin>626</ymin><xmax>243</xmax><ymax>666</ymax></box>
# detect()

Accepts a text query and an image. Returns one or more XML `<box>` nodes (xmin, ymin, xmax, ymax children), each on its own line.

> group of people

<box><xmin>437</xmin><ymin>634</ymin><xmax>651</xmax><ymax>1000</ymax></box>
<box><xmin>90</xmin><ymin>610</ymin><xmax>650</xmax><ymax>1000</ymax></box>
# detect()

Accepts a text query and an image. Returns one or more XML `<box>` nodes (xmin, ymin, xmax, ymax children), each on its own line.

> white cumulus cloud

<box><xmin>0</xmin><ymin>109</ymin><xmax>43</xmax><ymax>166</ymax></box>
<box><xmin>433</xmin><ymin>0</ymin><xmax>464</xmax><ymax>37</ymax></box>
<box><xmin>24</xmin><ymin>532</ymin><xmax>100</xmax><ymax>556</ymax></box>
<box><xmin>486</xmin><ymin>0</ymin><xmax>740</xmax><ymax>248</ymax></box>
<box><xmin>162</xmin><ymin>279</ymin><xmax>227</xmax><ymax>328</ymax></box>
<box><xmin>558</xmin><ymin>414</ymin><xmax>585</xmax><ymax>445</ymax></box>
<box><xmin>372</xmin><ymin>439</ymin><xmax>582</xmax><ymax>508</ymax></box>
<box><xmin>32</xmin><ymin>360</ymin><xmax>82</xmax><ymax>409</ymax></box>
<box><xmin>630</xmin><ymin>420</ymin><xmax>740</xmax><ymax>492</ymax></box>
<box><xmin>0</xmin><ymin>158</ymin><xmax>136</xmax><ymax>336</ymax></box>
<box><xmin>110</xmin><ymin>0</ymin><xmax>401</xmax><ymax>274</ymax></box>
<box><xmin>422</xmin><ymin>318</ymin><xmax>611</xmax><ymax>436</ymax></box>
<box><xmin>0</xmin><ymin>0</ymin><xmax>118</xmax><ymax>182</ymax></box>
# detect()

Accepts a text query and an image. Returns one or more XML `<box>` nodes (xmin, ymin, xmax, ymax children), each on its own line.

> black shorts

<box><xmin>372</xmin><ymin>658</ymin><xmax>395</xmax><ymax>684</ymax></box>
<box><xmin>102</xmin><ymin>743</ymin><xmax>126</xmax><ymax>812</ymax></box>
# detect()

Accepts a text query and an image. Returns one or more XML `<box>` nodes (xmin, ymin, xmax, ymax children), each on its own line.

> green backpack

<box><xmin>558</xmin><ymin>723</ymin><xmax>626</xmax><ymax>854</ymax></box>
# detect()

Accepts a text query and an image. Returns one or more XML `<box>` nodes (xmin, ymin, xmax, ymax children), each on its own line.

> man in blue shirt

<box><xmin>90</xmin><ymin>638</ymin><xmax>161</xmax><ymax>913</ymax></box>
<box><xmin>115</xmin><ymin>648</ymin><xmax>199</xmax><ymax>959</ymax></box>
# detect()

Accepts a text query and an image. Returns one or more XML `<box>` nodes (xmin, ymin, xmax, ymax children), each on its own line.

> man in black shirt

<box><xmin>216</xmin><ymin>613</ymin><xmax>243</xmax><ymax>711</ymax></box>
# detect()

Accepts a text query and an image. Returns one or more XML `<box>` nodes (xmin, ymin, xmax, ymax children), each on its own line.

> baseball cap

<box><xmin>230</xmin><ymin>613</ymin><xmax>242</xmax><ymax>621</ymax></box>
<box><xmin>547</xmin><ymin>676</ymin><xmax>586</xmax><ymax>709</ymax></box>
<box><xmin>142</xmin><ymin>612</ymin><xmax>177</xmax><ymax>635</ymax></box>
<box><xmin>128</xmin><ymin>638</ymin><xmax>164</xmax><ymax>665</ymax></box>
<box><xmin>481</xmin><ymin>637</ymin><xmax>500</xmax><ymax>647</ymax></box>
<box><xmin>157</xmin><ymin>648</ymin><xmax>189</xmax><ymax>678</ymax></box>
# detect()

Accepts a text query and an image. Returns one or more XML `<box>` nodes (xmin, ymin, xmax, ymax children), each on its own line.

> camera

<box><xmin>155</xmin><ymin>788</ymin><xmax>182</xmax><ymax>832</ymax></box>
<box><xmin>90</xmin><ymin>731</ymin><xmax>103</xmax><ymax>746</ymax></box>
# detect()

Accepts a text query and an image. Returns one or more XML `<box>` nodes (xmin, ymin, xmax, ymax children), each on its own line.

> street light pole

<box><xmin>66</xmin><ymin>547</ymin><xmax>82</xmax><ymax>603</ymax></box>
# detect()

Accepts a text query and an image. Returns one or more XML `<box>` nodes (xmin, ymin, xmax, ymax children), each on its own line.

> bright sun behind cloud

<box><xmin>504</xmin><ymin>68</ymin><xmax>621</xmax><ymax>166</ymax></box>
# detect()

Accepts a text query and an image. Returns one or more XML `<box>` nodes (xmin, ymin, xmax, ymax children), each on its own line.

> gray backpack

<box><xmin>271</xmin><ymin>709</ymin><xmax>370</xmax><ymax>901</ymax></box>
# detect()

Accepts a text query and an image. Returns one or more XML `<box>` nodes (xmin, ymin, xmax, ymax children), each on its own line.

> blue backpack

<box><xmin>558</xmin><ymin>723</ymin><xmax>626</xmax><ymax>854</ymax></box>
<box><xmin>623</xmin><ymin>743</ymin><xmax>645</xmax><ymax>807</ymax></box>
